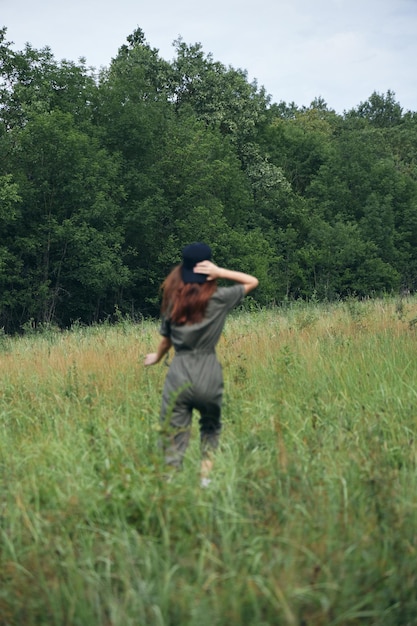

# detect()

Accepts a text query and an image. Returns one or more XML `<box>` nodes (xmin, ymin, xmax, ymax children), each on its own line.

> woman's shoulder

<box><xmin>214</xmin><ymin>284</ymin><xmax>244</xmax><ymax>297</ymax></box>
<box><xmin>211</xmin><ymin>284</ymin><xmax>245</xmax><ymax>308</ymax></box>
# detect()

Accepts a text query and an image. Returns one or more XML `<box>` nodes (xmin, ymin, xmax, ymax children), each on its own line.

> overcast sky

<box><xmin>2</xmin><ymin>0</ymin><xmax>417</xmax><ymax>114</ymax></box>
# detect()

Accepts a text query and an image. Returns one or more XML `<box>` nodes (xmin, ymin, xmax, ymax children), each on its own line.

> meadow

<box><xmin>1</xmin><ymin>297</ymin><xmax>417</xmax><ymax>626</ymax></box>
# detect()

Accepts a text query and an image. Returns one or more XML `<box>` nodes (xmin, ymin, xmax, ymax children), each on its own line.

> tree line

<box><xmin>1</xmin><ymin>26</ymin><xmax>417</xmax><ymax>332</ymax></box>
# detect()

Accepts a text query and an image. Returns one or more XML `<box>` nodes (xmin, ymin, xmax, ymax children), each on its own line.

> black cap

<box><xmin>181</xmin><ymin>242</ymin><xmax>212</xmax><ymax>284</ymax></box>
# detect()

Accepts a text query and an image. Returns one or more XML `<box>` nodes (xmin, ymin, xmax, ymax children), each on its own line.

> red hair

<box><xmin>161</xmin><ymin>265</ymin><xmax>217</xmax><ymax>325</ymax></box>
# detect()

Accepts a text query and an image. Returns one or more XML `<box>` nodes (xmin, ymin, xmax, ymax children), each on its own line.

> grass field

<box><xmin>1</xmin><ymin>297</ymin><xmax>417</xmax><ymax>625</ymax></box>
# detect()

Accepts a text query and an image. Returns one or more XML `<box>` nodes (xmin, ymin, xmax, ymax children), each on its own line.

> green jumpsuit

<box><xmin>159</xmin><ymin>284</ymin><xmax>245</xmax><ymax>467</ymax></box>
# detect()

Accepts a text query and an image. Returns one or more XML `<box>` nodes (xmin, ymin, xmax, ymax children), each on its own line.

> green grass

<box><xmin>1</xmin><ymin>298</ymin><xmax>417</xmax><ymax>625</ymax></box>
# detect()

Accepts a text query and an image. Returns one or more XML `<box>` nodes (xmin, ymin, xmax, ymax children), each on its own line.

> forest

<box><xmin>1</xmin><ymin>25</ymin><xmax>417</xmax><ymax>333</ymax></box>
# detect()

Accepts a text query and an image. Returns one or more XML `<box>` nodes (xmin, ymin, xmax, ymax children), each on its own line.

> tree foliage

<box><xmin>1</xmin><ymin>25</ymin><xmax>417</xmax><ymax>331</ymax></box>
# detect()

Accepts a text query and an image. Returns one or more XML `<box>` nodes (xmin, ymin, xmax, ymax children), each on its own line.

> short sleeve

<box><xmin>215</xmin><ymin>285</ymin><xmax>245</xmax><ymax>311</ymax></box>
<box><xmin>159</xmin><ymin>315</ymin><xmax>171</xmax><ymax>337</ymax></box>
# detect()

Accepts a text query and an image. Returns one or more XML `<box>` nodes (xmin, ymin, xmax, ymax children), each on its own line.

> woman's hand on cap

<box><xmin>193</xmin><ymin>261</ymin><xmax>219</xmax><ymax>280</ymax></box>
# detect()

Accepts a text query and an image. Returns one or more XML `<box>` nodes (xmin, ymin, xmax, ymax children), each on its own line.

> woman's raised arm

<box><xmin>193</xmin><ymin>261</ymin><xmax>259</xmax><ymax>294</ymax></box>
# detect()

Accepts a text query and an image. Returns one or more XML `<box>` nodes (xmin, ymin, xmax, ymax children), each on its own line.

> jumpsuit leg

<box><xmin>195</xmin><ymin>356</ymin><xmax>223</xmax><ymax>459</ymax></box>
<box><xmin>198</xmin><ymin>403</ymin><xmax>222</xmax><ymax>459</ymax></box>
<box><xmin>160</xmin><ymin>381</ymin><xmax>193</xmax><ymax>468</ymax></box>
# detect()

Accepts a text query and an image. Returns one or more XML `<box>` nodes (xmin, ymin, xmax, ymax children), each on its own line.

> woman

<box><xmin>144</xmin><ymin>242</ymin><xmax>258</xmax><ymax>485</ymax></box>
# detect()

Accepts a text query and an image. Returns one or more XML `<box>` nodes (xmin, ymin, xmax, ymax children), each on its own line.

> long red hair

<box><xmin>161</xmin><ymin>265</ymin><xmax>217</xmax><ymax>325</ymax></box>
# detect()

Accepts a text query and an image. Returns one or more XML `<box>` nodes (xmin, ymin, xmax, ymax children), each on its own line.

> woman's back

<box><xmin>161</xmin><ymin>285</ymin><xmax>244</xmax><ymax>353</ymax></box>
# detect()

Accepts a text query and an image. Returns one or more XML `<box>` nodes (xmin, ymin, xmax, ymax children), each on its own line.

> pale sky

<box><xmin>2</xmin><ymin>0</ymin><xmax>417</xmax><ymax>113</ymax></box>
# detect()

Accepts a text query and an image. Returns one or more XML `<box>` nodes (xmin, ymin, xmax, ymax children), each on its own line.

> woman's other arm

<box><xmin>144</xmin><ymin>336</ymin><xmax>172</xmax><ymax>366</ymax></box>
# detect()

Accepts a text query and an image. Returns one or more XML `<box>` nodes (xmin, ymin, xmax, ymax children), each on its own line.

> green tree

<box><xmin>0</xmin><ymin>26</ymin><xmax>96</xmax><ymax>130</ymax></box>
<box><xmin>0</xmin><ymin>175</ymin><xmax>21</xmax><ymax>317</ymax></box>
<box><xmin>170</xmin><ymin>38</ymin><xmax>270</xmax><ymax>150</ymax></box>
<box><xmin>95</xmin><ymin>28</ymin><xmax>172</xmax><ymax>168</ymax></box>
<box><xmin>302</xmin><ymin>219</ymin><xmax>400</xmax><ymax>298</ymax></box>
<box><xmin>2</xmin><ymin>110</ymin><xmax>129</xmax><ymax>330</ymax></box>
<box><xmin>121</xmin><ymin>112</ymin><xmax>274</xmax><ymax>311</ymax></box>
<box><xmin>346</xmin><ymin>90</ymin><xmax>404</xmax><ymax>128</ymax></box>
<box><xmin>259</xmin><ymin>104</ymin><xmax>337</xmax><ymax>195</ymax></box>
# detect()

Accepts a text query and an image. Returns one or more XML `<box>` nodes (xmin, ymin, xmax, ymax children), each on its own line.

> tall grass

<box><xmin>1</xmin><ymin>298</ymin><xmax>417</xmax><ymax>625</ymax></box>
